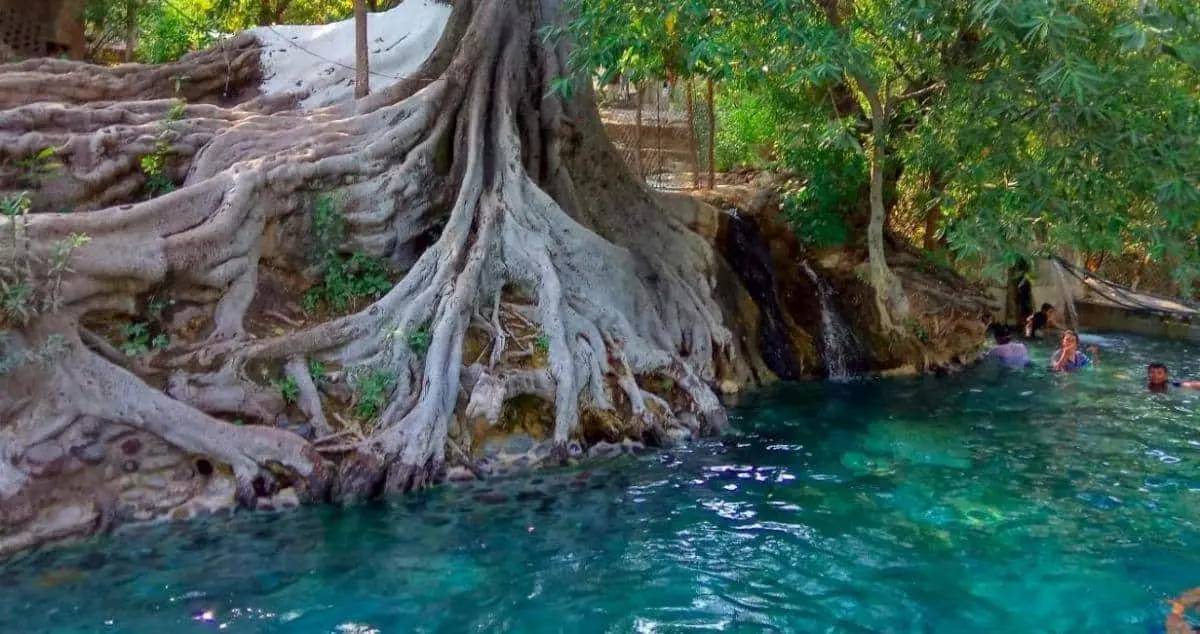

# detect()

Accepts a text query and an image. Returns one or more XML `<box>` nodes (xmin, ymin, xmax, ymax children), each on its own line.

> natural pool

<box><xmin>2</xmin><ymin>334</ymin><xmax>1199</xmax><ymax>633</ymax></box>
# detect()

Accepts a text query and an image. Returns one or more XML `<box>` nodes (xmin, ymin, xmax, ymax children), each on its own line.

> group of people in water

<box><xmin>986</xmin><ymin>302</ymin><xmax>1199</xmax><ymax>392</ymax></box>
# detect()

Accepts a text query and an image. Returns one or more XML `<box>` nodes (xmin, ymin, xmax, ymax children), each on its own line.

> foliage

<box><xmin>407</xmin><ymin>326</ymin><xmax>431</xmax><ymax>356</ymax></box>
<box><xmin>303</xmin><ymin>194</ymin><xmax>395</xmax><ymax>313</ymax></box>
<box><xmin>12</xmin><ymin>147</ymin><xmax>62</xmax><ymax>189</ymax></box>
<box><xmin>82</xmin><ymin>0</ymin><xmax>352</xmax><ymax>64</ymax></box>
<box><xmin>1</xmin><ymin>193</ymin><xmax>90</xmax><ymax>330</ymax></box>
<box><xmin>534</xmin><ymin>333</ymin><xmax>550</xmax><ymax>354</ymax></box>
<box><xmin>564</xmin><ymin>0</ymin><xmax>1200</xmax><ymax>287</ymax></box>
<box><xmin>353</xmin><ymin>369</ymin><xmax>396</xmax><ymax>419</ymax></box>
<box><xmin>273</xmin><ymin>374</ymin><xmax>300</xmax><ymax>404</ymax></box>
<box><xmin>119</xmin><ymin>322</ymin><xmax>152</xmax><ymax>356</ymax></box>
<box><xmin>712</xmin><ymin>88</ymin><xmax>786</xmax><ymax>171</ymax></box>
<box><xmin>308</xmin><ymin>358</ymin><xmax>327</xmax><ymax>381</ymax></box>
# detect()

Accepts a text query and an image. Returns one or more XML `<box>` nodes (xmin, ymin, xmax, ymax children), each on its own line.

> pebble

<box><xmin>588</xmin><ymin>441</ymin><xmax>622</xmax><ymax>459</ymax></box>
<box><xmin>446</xmin><ymin>466</ymin><xmax>475</xmax><ymax>482</ymax></box>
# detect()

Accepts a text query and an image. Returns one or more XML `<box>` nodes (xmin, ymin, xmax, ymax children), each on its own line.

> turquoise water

<box><xmin>3</xmin><ymin>334</ymin><xmax>1200</xmax><ymax>633</ymax></box>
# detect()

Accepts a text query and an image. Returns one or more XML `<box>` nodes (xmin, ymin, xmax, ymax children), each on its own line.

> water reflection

<box><xmin>0</xmin><ymin>335</ymin><xmax>1198</xmax><ymax>632</ymax></box>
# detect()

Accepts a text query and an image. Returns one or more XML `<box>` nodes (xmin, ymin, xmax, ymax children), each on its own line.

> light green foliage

<box><xmin>140</xmin><ymin>105</ymin><xmax>185</xmax><ymax>197</ymax></box>
<box><xmin>304</xmin><ymin>194</ymin><xmax>395</xmax><ymax>313</ymax></box>
<box><xmin>1</xmin><ymin>193</ymin><xmax>90</xmax><ymax>329</ymax></box>
<box><xmin>83</xmin><ymin>0</ymin><xmax>354</xmax><ymax>64</ymax></box>
<box><xmin>273</xmin><ymin>374</ymin><xmax>300</xmax><ymax>404</ymax></box>
<box><xmin>565</xmin><ymin>0</ymin><xmax>1200</xmax><ymax>286</ymax></box>
<box><xmin>13</xmin><ymin>147</ymin><xmax>62</xmax><ymax>189</ymax></box>
<box><xmin>353</xmin><ymin>369</ymin><xmax>397</xmax><ymax>419</ymax></box>
<box><xmin>712</xmin><ymin>89</ymin><xmax>786</xmax><ymax>171</ymax></box>
<box><xmin>534</xmin><ymin>333</ymin><xmax>550</xmax><ymax>354</ymax></box>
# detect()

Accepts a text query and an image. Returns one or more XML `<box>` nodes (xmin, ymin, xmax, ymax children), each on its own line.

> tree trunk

<box><xmin>865</xmin><ymin>98</ymin><xmax>909</xmax><ymax>331</ymax></box>
<box><xmin>923</xmin><ymin>170</ymin><xmax>943</xmax><ymax>252</ymax></box>
<box><xmin>705</xmin><ymin>77</ymin><xmax>715</xmax><ymax>189</ymax></box>
<box><xmin>354</xmin><ymin>0</ymin><xmax>370</xmax><ymax>98</ymax></box>
<box><xmin>124</xmin><ymin>0</ymin><xmax>138</xmax><ymax>62</ymax></box>
<box><xmin>0</xmin><ymin>0</ymin><xmax>731</xmax><ymax>551</ymax></box>
<box><xmin>686</xmin><ymin>79</ymin><xmax>698</xmax><ymax>190</ymax></box>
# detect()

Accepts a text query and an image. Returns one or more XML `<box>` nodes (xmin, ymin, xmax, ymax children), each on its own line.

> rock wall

<box><xmin>0</xmin><ymin>416</ymin><xmax>301</xmax><ymax>558</ymax></box>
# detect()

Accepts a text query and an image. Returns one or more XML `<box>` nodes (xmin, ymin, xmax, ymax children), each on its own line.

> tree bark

<box><xmin>923</xmin><ymin>169</ymin><xmax>943</xmax><ymax>252</ymax></box>
<box><xmin>0</xmin><ymin>0</ymin><xmax>732</xmax><ymax>544</ymax></box>
<box><xmin>354</xmin><ymin>0</ymin><xmax>370</xmax><ymax>98</ymax></box>
<box><xmin>705</xmin><ymin>77</ymin><xmax>715</xmax><ymax>189</ymax></box>
<box><xmin>857</xmin><ymin>77</ymin><xmax>909</xmax><ymax>332</ymax></box>
<box><xmin>686</xmin><ymin>79</ymin><xmax>698</xmax><ymax>190</ymax></box>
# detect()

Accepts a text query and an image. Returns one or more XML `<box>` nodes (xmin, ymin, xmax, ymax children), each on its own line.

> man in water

<box><xmin>1147</xmin><ymin>363</ymin><xmax>1200</xmax><ymax>393</ymax></box>
<box><xmin>986</xmin><ymin>325</ymin><xmax>1032</xmax><ymax>368</ymax></box>
<box><xmin>1025</xmin><ymin>303</ymin><xmax>1061</xmax><ymax>339</ymax></box>
<box><xmin>1050</xmin><ymin>329</ymin><xmax>1091</xmax><ymax>372</ymax></box>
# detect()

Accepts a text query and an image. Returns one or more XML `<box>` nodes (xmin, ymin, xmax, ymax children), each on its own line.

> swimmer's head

<box><xmin>1148</xmin><ymin>362</ymin><xmax>1169</xmax><ymax>391</ymax></box>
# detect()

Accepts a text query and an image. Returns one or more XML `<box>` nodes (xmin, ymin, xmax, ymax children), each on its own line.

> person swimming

<box><xmin>1025</xmin><ymin>303</ymin><xmax>1061</xmax><ymax>339</ymax></box>
<box><xmin>1147</xmin><ymin>363</ymin><xmax>1200</xmax><ymax>393</ymax></box>
<box><xmin>986</xmin><ymin>325</ymin><xmax>1032</xmax><ymax>368</ymax></box>
<box><xmin>1050</xmin><ymin>329</ymin><xmax>1091</xmax><ymax>372</ymax></box>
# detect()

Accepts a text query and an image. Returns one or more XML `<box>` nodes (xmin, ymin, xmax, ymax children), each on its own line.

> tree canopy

<box><xmin>561</xmin><ymin>0</ymin><xmax>1200</xmax><ymax>288</ymax></box>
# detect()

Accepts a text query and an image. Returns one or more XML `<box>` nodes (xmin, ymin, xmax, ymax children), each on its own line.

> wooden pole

<box><xmin>705</xmin><ymin>77</ymin><xmax>715</xmax><ymax>189</ymax></box>
<box><xmin>354</xmin><ymin>0</ymin><xmax>370</xmax><ymax>98</ymax></box>
<box><xmin>634</xmin><ymin>82</ymin><xmax>644</xmax><ymax>181</ymax></box>
<box><xmin>124</xmin><ymin>0</ymin><xmax>138</xmax><ymax>62</ymax></box>
<box><xmin>686</xmin><ymin>79</ymin><xmax>698</xmax><ymax>190</ymax></box>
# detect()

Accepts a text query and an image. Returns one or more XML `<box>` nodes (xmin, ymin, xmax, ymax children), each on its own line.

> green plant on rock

<box><xmin>1</xmin><ymin>192</ymin><xmax>89</xmax><ymax>329</ymax></box>
<box><xmin>273</xmin><ymin>374</ymin><xmax>300</xmax><ymax>404</ymax></box>
<box><xmin>303</xmin><ymin>193</ymin><xmax>395</xmax><ymax>313</ymax></box>
<box><xmin>308</xmin><ymin>358</ymin><xmax>327</xmax><ymax>382</ymax></box>
<box><xmin>534</xmin><ymin>333</ymin><xmax>550</xmax><ymax>354</ymax></box>
<box><xmin>406</xmin><ymin>325</ymin><xmax>431</xmax><ymax>356</ymax></box>
<box><xmin>12</xmin><ymin>147</ymin><xmax>62</xmax><ymax>189</ymax></box>
<box><xmin>140</xmin><ymin>131</ymin><xmax>175</xmax><ymax>197</ymax></box>
<box><xmin>354</xmin><ymin>369</ymin><xmax>397</xmax><ymax>419</ymax></box>
<box><xmin>119</xmin><ymin>322</ymin><xmax>152</xmax><ymax>356</ymax></box>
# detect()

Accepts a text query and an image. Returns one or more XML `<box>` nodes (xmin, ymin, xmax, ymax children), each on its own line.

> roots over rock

<box><xmin>0</xmin><ymin>0</ymin><xmax>737</xmax><ymax>549</ymax></box>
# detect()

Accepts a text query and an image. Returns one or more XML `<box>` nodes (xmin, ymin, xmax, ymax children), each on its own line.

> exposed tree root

<box><xmin>0</xmin><ymin>0</ymin><xmax>738</xmax><ymax>542</ymax></box>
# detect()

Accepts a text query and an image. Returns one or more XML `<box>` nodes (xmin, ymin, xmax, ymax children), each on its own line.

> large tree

<box><xmin>0</xmin><ymin>0</ymin><xmax>734</xmax><ymax>517</ymax></box>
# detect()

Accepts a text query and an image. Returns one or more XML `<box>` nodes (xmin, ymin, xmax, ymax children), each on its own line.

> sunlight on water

<box><xmin>2</xmin><ymin>335</ymin><xmax>1199</xmax><ymax>633</ymax></box>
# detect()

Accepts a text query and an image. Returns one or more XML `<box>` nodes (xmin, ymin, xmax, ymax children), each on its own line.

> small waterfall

<box><xmin>719</xmin><ymin>209</ymin><xmax>801</xmax><ymax>380</ymax></box>
<box><xmin>1050</xmin><ymin>258</ymin><xmax>1080</xmax><ymax>331</ymax></box>
<box><xmin>801</xmin><ymin>261</ymin><xmax>864</xmax><ymax>380</ymax></box>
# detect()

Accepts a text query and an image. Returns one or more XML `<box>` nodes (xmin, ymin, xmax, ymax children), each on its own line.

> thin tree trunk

<box><xmin>923</xmin><ymin>170</ymin><xmax>942</xmax><ymax>252</ymax></box>
<box><xmin>354</xmin><ymin>0</ymin><xmax>370</xmax><ymax>98</ymax></box>
<box><xmin>655</xmin><ymin>81</ymin><xmax>663</xmax><ymax>183</ymax></box>
<box><xmin>634</xmin><ymin>82</ymin><xmax>644</xmax><ymax>181</ymax></box>
<box><xmin>686</xmin><ymin>79</ymin><xmax>698</xmax><ymax>190</ymax></box>
<box><xmin>124</xmin><ymin>0</ymin><xmax>138</xmax><ymax>62</ymax></box>
<box><xmin>705</xmin><ymin>77</ymin><xmax>715</xmax><ymax>189</ymax></box>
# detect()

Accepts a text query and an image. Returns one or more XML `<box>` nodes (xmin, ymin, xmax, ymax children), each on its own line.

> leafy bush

<box><xmin>354</xmin><ymin>370</ymin><xmax>397</xmax><ymax>419</ymax></box>
<box><xmin>406</xmin><ymin>326</ymin><xmax>431</xmax><ymax>356</ymax></box>
<box><xmin>304</xmin><ymin>194</ymin><xmax>395</xmax><ymax>313</ymax></box>
<box><xmin>712</xmin><ymin>89</ymin><xmax>787</xmax><ymax>171</ymax></box>
<box><xmin>273</xmin><ymin>374</ymin><xmax>300</xmax><ymax>404</ymax></box>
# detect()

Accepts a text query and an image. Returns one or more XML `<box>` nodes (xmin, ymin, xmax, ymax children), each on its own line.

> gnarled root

<box><xmin>0</xmin><ymin>0</ymin><xmax>740</xmax><ymax>541</ymax></box>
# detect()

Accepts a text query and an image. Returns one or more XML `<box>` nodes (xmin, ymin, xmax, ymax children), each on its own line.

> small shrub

<box><xmin>308</xmin><ymin>358</ymin><xmax>327</xmax><ymax>381</ymax></box>
<box><xmin>407</xmin><ymin>326</ymin><xmax>431</xmax><ymax>355</ymax></box>
<box><xmin>534</xmin><ymin>333</ymin><xmax>550</xmax><ymax>354</ymax></box>
<box><xmin>273</xmin><ymin>375</ymin><xmax>300</xmax><ymax>404</ymax></box>
<box><xmin>1</xmin><ymin>193</ymin><xmax>89</xmax><ymax>329</ymax></box>
<box><xmin>13</xmin><ymin>147</ymin><xmax>62</xmax><ymax>188</ymax></box>
<box><xmin>140</xmin><ymin>131</ymin><xmax>175</xmax><ymax>197</ymax></box>
<box><xmin>119</xmin><ymin>322</ymin><xmax>151</xmax><ymax>356</ymax></box>
<box><xmin>303</xmin><ymin>194</ymin><xmax>395</xmax><ymax>312</ymax></box>
<box><xmin>354</xmin><ymin>370</ymin><xmax>397</xmax><ymax>419</ymax></box>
